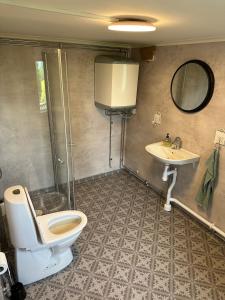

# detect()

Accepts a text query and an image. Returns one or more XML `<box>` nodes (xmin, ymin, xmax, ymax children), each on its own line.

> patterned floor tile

<box><xmin>112</xmin><ymin>264</ymin><xmax>131</xmax><ymax>283</ymax></box>
<box><xmin>99</xmin><ymin>246</ymin><xmax>117</xmax><ymax>262</ymax></box>
<box><xmin>61</xmin><ymin>290</ymin><xmax>83</xmax><ymax>300</ymax></box>
<box><xmin>152</xmin><ymin>274</ymin><xmax>170</xmax><ymax>294</ymax></box>
<box><xmin>216</xmin><ymin>288</ymin><xmax>225</xmax><ymax>300</ymax></box>
<box><xmin>140</xmin><ymin>230</ymin><xmax>155</xmax><ymax>242</ymax></box>
<box><xmin>124</xmin><ymin>226</ymin><xmax>139</xmax><ymax>239</ymax></box>
<box><xmin>25</xmin><ymin>170</ymin><xmax>225</xmax><ymax>300</ymax></box>
<box><xmin>93</xmin><ymin>261</ymin><xmax>113</xmax><ymax>278</ymax></box>
<box><xmin>194</xmin><ymin>284</ymin><xmax>215</xmax><ymax>300</ymax></box>
<box><xmin>138</xmin><ymin>240</ymin><xmax>153</xmax><ymax>255</ymax></box>
<box><xmin>174</xmin><ymin>248</ymin><xmax>189</xmax><ymax>263</ymax></box>
<box><xmin>154</xmin><ymin>258</ymin><xmax>170</xmax><ymax>275</ymax></box>
<box><xmin>67</xmin><ymin>271</ymin><xmax>89</xmax><ymax>291</ymax></box>
<box><xmin>107</xmin><ymin>281</ymin><xmax>128</xmax><ymax>300</ymax></box>
<box><xmin>135</xmin><ymin>253</ymin><xmax>152</xmax><ymax>270</ymax></box>
<box><xmin>76</xmin><ymin>257</ymin><xmax>96</xmax><ymax>272</ymax></box>
<box><xmin>37</xmin><ymin>284</ymin><xmax>63</xmax><ymax>299</ymax></box>
<box><xmin>129</xmin><ymin>287</ymin><xmax>149</xmax><ymax>300</ymax></box>
<box><xmin>174</xmin><ymin>262</ymin><xmax>191</xmax><ymax>280</ymax></box>
<box><xmin>156</xmin><ymin>245</ymin><xmax>171</xmax><ymax>259</ymax></box>
<box><xmin>86</xmin><ymin>277</ymin><xmax>108</xmax><ymax>297</ymax></box>
<box><xmin>132</xmin><ymin>269</ymin><xmax>151</xmax><ymax>288</ymax></box>
<box><xmin>82</xmin><ymin>243</ymin><xmax>101</xmax><ymax>258</ymax></box>
<box><xmin>174</xmin><ymin>235</ymin><xmax>188</xmax><ymax>249</ymax></box>
<box><xmin>193</xmin><ymin>267</ymin><xmax>212</xmax><ymax>284</ymax></box>
<box><xmin>121</xmin><ymin>238</ymin><xmax>137</xmax><ymax>252</ymax></box>
<box><xmin>117</xmin><ymin>250</ymin><xmax>134</xmax><ymax>266</ymax></box>
<box><xmin>151</xmin><ymin>292</ymin><xmax>171</xmax><ymax>300</ymax></box>
<box><xmin>173</xmin><ymin>279</ymin><xmax>192</xmax><ymax>298</ymax></box>
<box><xmin>191</xmin><ymin>252</ymin><xmax>208</xmax><ymax>268</ymax></box>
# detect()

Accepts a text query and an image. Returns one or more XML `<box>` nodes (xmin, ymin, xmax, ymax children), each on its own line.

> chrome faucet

<box><xmin>171</xmin><ymin>137</ymin><xmax>182</xmax><ymax>149</ymax></box>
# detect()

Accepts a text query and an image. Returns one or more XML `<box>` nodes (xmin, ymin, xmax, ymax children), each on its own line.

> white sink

<box><xmin>145</xmin><ymin>142</ymin><xmax>200</xmax><ymax>165</ymax></box>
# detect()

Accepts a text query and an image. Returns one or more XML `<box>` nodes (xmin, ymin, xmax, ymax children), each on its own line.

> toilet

<box><xmin>4</xmin><ymin>185</ymin><xmax>87</xmax><ymax>285</ymax></box>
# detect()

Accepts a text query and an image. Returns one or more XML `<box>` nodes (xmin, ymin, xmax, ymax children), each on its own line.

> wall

<box><xmin>66</xmin><ymin>49</ymin><xmax>122</xmax><ymax>180</ymax></box>
<box><xmin>0</xmin><ymin>45</ymin><xmax>54</xmax><ymax>198</ymax></box>
<box><xmin>125</xmin><ymin>42</ymin><xmax>225</xmax><ymax>232</ymax></box>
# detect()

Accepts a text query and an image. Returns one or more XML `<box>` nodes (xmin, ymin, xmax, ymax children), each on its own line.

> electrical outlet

<box><xmin>214</xmin><ymin>130</ymin><xmax>225</xmax><ymax>146</ymax></box>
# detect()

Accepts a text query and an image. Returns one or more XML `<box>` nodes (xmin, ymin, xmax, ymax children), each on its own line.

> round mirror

<box><xmin>171</xmin><ymin>60</ymin><xmax>214</xmax><ymax>112</ymax></box>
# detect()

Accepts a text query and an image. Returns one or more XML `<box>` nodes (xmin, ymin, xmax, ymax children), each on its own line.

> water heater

<box><xmin>94</xmin><ymin>56</ymin><xmax>139</xmax><ymax>110</ymax></box>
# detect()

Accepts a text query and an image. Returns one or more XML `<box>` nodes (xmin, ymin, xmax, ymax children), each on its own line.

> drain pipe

<box><xmin>162</xmin><ymin>165</ymin><xmax>225</xmax><ymax>240</ymax></box>
<box><xmin>162</xmin><ymin>165</ymin><xmax>177</xmax><ymax>211</ymax></box>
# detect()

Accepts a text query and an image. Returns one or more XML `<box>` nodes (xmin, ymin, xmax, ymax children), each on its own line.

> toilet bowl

<box><xmin>4</xmin><ymin>185</ymin><xmax>87</xmax><ymax>285</ymax></box>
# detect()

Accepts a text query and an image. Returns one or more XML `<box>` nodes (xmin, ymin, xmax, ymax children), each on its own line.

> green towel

<box><xmin>195</xmin><ymin>148</ymin><xmax>219</xmax><ymax>211</ymax></box>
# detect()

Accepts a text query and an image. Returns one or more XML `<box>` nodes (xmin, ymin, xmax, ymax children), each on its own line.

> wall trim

<box><xmin>157</xmin><ymin>36</ymin><xmax>225</xmax><ymax>47</ymax></box>
<box><xmin>0</xmin><ymin>33</ymin><xmax>131</xmax><ymax>49</ymax></box>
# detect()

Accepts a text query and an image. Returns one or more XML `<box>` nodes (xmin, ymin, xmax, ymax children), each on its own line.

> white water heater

<box><xmin>94</xmin><ymin>56</ymin><xmax>139</xmax><ymax>110</ymax></box>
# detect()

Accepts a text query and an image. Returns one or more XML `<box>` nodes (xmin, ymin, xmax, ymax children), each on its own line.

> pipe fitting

<box><xmin>162</xmin><ymin>165</ymin><xmax>169</xmax><ymax>181</ymax></box>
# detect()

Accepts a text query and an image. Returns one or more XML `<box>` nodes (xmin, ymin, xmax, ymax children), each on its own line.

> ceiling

<box><xmin>1</xmin><ymin>0</ymin><xmax>225</xmax><ymax>47</ymax></box>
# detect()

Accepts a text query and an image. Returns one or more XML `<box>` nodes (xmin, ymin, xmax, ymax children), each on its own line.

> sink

<box><xmin>145</xmin><ymin>142</ymin><xmax>200</xmax><ymax>165</ymax></box>
<box><xmin>145</xmin><ymin>141</ymin><xmax>200</xmax><ymax>212</ymax></box>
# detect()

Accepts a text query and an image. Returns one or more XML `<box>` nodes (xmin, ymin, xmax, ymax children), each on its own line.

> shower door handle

<box><xmin>0</xmin><ymin>168</ymin><xmax>2</xmax><ymax>178</ymax></box>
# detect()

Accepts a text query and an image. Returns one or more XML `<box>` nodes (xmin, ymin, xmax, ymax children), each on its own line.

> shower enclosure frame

<box><xmin>43</xmin><ymin>49</ymin><xmax>75</xmax><ymax>211</ymax></box>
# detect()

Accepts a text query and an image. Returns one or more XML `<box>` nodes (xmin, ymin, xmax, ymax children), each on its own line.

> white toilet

<box><xmin>4</xmin><ymin>185</ymin><xmax>87</xmax><ymax>285</ymax></box>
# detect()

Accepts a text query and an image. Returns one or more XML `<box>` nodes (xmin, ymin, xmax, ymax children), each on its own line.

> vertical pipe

<box><xmin>120</xmin><ymin>115</ymin><xmax>125</xmax><ymax>169</ymax></box>
<box><xmin>109</xmin><ymin>113</ymin><xmax>113</xmax><ymax>168</ymax></box>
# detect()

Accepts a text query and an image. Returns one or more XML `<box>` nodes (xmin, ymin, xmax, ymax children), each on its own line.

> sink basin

<box><xmin>145</xmin><ymin>142</ymin><xmax>200</xmax><ymax>165</ymax></box>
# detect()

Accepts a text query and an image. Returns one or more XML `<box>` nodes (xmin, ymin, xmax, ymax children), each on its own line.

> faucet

<box><xmin>171</xmin><ymin>137</ymin><xmax>182</xmax><ymax>149</ymax></box>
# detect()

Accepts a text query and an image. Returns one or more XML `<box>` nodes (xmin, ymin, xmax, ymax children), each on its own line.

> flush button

<box><xmin>13</xmin><ymin>189</ymin><xmax>20</xmax><ymax>195</ymax></box>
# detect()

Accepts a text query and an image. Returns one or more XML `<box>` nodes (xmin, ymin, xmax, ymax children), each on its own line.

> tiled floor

<box><xmin>26</xmin><ymin>170</ymin><xmax>225</xmax><ymax>300</ymax></box>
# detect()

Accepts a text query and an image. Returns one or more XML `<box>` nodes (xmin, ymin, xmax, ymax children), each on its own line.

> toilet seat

<box><xmin>36</xmin><ymin>211</ymin><xmax>87</xmax><ymax>245</ymax></box>
<box><xmin>24</xmin><ymin>187</ymin><xmax>87</xmax><ymax>245</ymax></box>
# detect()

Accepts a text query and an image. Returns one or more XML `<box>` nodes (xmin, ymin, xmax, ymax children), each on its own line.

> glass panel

<box><xmin>41</xmin><ymin>49</ymin><xmax>74</xmax><ymax>212</ymax></box>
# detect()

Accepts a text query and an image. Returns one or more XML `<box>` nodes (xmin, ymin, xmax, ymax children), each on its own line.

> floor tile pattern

<box><xmin>26</xmin><ymin>170</ymin><xmax>225</xmax><ymax>300</ymax></box>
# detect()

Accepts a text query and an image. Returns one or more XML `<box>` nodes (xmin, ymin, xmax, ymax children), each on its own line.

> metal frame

<box><xmin>42</xmin><ymin>52</ymin><xmax>58</xmax><ymax>190</ymax></box>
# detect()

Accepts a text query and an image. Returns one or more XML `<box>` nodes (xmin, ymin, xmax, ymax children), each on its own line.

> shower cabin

<box><xmin>31</xmin><ymin>49</ymin><xmax>75</xmax><ymax>214</ymax></box>
<box><xmin>0</xmin><ymin>46</ymin><xmax>75</xmax><ymax>254</ymax></box>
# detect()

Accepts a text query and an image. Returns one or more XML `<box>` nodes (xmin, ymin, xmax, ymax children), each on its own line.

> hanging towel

<box><xmin>195</xmin><ymin>148</ymin><xmax>219</xmax><ymax>211</ymax></box>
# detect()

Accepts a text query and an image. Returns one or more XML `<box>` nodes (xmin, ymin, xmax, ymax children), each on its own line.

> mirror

<box><xmin>171</xmin><ymin>60</ymin><xmax>214</xmax><ymax>112</ymax></box>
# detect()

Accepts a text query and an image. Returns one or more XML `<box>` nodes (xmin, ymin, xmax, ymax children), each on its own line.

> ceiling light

<box><xmin>108</xmin><ymin>20</ymin><xmax>156</xmax><ymax>32</ymax></box>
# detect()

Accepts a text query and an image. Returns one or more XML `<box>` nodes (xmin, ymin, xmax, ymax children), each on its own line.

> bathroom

<box><xmin>0</xmin><ymin>1</ymin><xmax>225</xmax><ymax>299</ymax></box>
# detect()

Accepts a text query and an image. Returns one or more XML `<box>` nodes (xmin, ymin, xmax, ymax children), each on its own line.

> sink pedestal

<box><xmin>162</xmin><ymin>164</ymin><xmax>177</xmax><ymax>211</ymax></box>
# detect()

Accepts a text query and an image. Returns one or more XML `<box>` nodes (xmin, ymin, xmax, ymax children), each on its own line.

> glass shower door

<box><xmin>43</xmin><ymin>49</ymin><xmax>74</xmax><ymax>211</ymax></box>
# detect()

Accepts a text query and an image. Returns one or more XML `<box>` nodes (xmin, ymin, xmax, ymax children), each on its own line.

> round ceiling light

<box><xmin>108</xmin><ymin>20</ymin><xmax>156</xmax><ymax>32</ymax></box>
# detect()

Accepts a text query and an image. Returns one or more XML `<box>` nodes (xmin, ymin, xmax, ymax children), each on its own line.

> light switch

<box><xmin>152</xmin><ymin>112</ymin><xmax>161</xmax><ymax>127</ymax></box>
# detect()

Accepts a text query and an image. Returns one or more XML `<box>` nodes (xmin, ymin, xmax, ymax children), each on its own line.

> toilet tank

<box><xmin>94</xmin><ymin>56</ymin><xmax>139</xmax><ymax>110</ymax></box>
<box><xmin>4</xmin><ymin>186</ymin><xmax>40</xmax><ymax>249</ymax></box>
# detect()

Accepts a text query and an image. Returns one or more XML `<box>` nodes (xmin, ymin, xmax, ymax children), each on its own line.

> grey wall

<box><xmin>66</xmin><ymin>49</ymin><xmax>122</xmax><ymax>180</ymax></box>
<box><xmin>125</xmin><ymin>42</ymin><xmax>225</xmax><ymax>232</ymax></box>
<box><xmin>0</xmin><ymin>45</ymin><xmax>54</xmax><ymax>198</ymax></box>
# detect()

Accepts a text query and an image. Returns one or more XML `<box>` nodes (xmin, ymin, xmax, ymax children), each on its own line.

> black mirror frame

<box><xmin>170</xmin><ymin>59</ymin><xmax>215</xmax><ymax>113</ymax></box>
